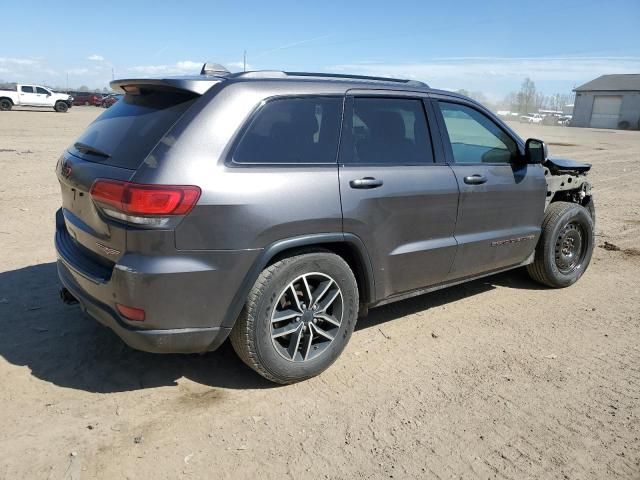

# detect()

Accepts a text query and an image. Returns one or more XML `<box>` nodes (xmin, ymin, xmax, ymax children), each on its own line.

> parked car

<box><xmin>56</xmin><ymin>64</ymin><xmax>595</xmax><ymax>384</ymax></box>
<box><xmin>542</xmin><ymin>113</ymin><xmax>562</xmax><ymax>126</ymax></box>
<box><xmin>0</xmin><ymin>84</ymin><xmax>73</xmax><ymax>112</ymax></box>
<box><xmin>72</xmin><ymin>93</ymin><xmax>102</xmax><ymax>106</ymax></box>
<box><xmin>559</xmin><ymin>115</ymin><xmax>572</xmax><ymax>127</ymax></box>
<box><xmin>101</xmin><ymin>94</ymin><xmax>123</xmax><ymax>108</ymax></box>
<box><xmin>520</xmin><ymin>113</ymin><xmax>543</xmax><ymax>124</ymax></box>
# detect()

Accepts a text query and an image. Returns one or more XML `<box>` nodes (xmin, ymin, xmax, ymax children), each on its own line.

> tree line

<box><xmin>457</xmin><ymin>78</ymin><xmax>574</xmax><ymax>114</ymax></box>
<box><xmin>0</xmin><ymin>80</ymin><xmax>111</xmax><ymax>94</ymax></box>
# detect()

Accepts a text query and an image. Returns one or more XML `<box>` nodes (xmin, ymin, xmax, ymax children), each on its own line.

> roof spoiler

<box><xmin>110</xmin><ymin>77</ymin><xmax>222</xmax><ymax>95</ymax></box>
<box><xmin>110</xmin><ymin>64</ymin><xmax>231</xmax><ymax>95</ymax></box>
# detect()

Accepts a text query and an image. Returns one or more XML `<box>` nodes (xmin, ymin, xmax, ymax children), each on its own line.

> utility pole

<box><xmin>111</xmin><ymin>67</ymin><xmax>115</xmax><ymax>80</ymax></box>
<box><xmin>66</xmin><ymin>72</ymin><xmax>69</xmax><ymax>93</ymax></box>
<box><xmin>243</xmin><ymin>50</ymin><xmax>247</xmax><ymax>72</ymax></box>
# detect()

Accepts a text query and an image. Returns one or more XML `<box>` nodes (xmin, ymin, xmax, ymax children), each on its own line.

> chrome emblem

<box><xmin>96</xmin><ymin>242</ymin><xmax>121</xmax><ymax>256</ymax></box>
<box><xmin>61</xmin><ymin>159</ymin><xmax>72</xmax><ymax>178</ymax></box>
<box><xmin>491</xmin><ymin>234</ymin><xmax>535</xmax><ymax>247</ymax></box>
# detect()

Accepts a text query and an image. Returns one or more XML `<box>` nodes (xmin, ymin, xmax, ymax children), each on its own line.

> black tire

<box><xmin>54</xmin><ymin>101</ymin><xmax>68</xmax><ymax>113</ymax></box>
<box><xmin>527</xmin><ymin>202</ymin><xmax>594</xmax><ymax>288</ymax></box>
<box><xmin>584</xmin><ymin>196</ymin><xmax>595</xmax><ymax>227</ymax></box>
<box><xmin>0</xmin><ymin>98</ymin><xmax>12</xmax><ymax>111</ymax></box>
<box><xmin>230</xmin><ymin>252</ymin><xmax>359</xmax><ymax>384</ymax></box>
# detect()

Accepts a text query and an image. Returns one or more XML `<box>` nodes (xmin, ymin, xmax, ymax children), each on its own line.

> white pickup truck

<box><xmin>519</xmin><ymin>113</ymin><xmax>543</xmax><ymax>124</ymax></box>
<box><xmin>0</xmin><ymin>84</ymin><xmax>73</xmax><ymax>112</ymax></box>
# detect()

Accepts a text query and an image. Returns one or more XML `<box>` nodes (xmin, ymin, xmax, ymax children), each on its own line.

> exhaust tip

<box><xmin>59</xmin><ymin>288</ymin><xmax>78</xmax><ymax>305</ymax></box>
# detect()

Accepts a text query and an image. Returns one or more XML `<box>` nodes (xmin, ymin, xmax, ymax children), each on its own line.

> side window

<box><xmin>345</xmin><ymin>97</ymin><xmax>433</xmax><ymax>164</ymax></box>
<box><xmin>438</xmin><ymin>101</ymin><xmax>518</xmax><ymax>164</ymax></box>
<box><xmin>21</xmin><ymin>86</ymin><xmax>34</xmax><ymax>93</ymax></box>
<box><xmin>233</xmin><ymin>97</ymin><xmax>342</xmax><ymax>164</ymax></box>
<box><xmin>36</xmin><ymin>87</ymin><xmax>49</xmax><ymax>94</ymax></box>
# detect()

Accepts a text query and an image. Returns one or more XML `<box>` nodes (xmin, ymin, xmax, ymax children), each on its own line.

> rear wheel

<box><xmin>230</xmin><ymin>252</ymin><xmax>359</xmax><ymax>384</ymax></box>
<box><xmin>0</xmin><ymin>99</ymin><xmax>12</xmax><ymax>111</ymax></box>
<box><xmin>527</xmin><ymin>202</ymin><xmax>594</xmax><ymax>288</ymax></box>
<box><xmin>55</xmin><ymin>101</ymin><xmax>68</xmax><ymax>113</ymax></box>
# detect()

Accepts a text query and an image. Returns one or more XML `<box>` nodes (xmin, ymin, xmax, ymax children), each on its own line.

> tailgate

<box><xmin>56</xmin><ymin>152</ymin><xmax>132</xmax><ymax>266</ymax></box>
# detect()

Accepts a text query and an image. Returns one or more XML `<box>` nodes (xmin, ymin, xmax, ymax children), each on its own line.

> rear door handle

<box><xmin>349</xmin><ymin>177</ymin><xmax>383</xmax><ymax>189</ymax></box>
<box><xmin>463</xmin><ymin>174</ymin><xmax>487</xmax><ymax>185</ymax></box>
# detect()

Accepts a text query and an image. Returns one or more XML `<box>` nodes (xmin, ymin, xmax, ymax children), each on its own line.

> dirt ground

<box><xmin>0</xmin><ymin>106</ymin><xmax>639</xmax><ymax>480</ymax></box>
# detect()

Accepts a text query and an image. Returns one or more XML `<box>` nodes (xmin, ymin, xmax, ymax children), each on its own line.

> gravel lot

<box><xmin>1</xmin><ymin>106</ymin><xmax>639</xmax><ymax>479</ymax></box>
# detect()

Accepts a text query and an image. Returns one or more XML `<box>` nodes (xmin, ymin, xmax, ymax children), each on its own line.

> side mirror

<box><xmin>525</xmin><ymin>138</ymin><xmax>548</xmax><ymax>164</ymax></box>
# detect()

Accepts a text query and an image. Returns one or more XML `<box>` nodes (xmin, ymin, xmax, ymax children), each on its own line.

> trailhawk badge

<box><xmin>491</xmin><ymin>234</ymin><xmax>535</xmax><ymax>247</ymax></box>
<box><xmin>95</xmin><ymin>242</ymin><xmax>121</xmax><ymax>256</ymax></box>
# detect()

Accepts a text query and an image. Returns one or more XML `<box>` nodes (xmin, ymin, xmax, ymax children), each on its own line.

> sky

<box><xmin>1</xmin><ymin>0</ymin><xmax>639</xmax><ymax>99</ymax></box>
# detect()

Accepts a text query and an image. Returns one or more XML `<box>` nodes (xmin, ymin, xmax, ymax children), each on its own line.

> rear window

<box><xmin>69</xmin><ymin>89</ymin><xmax>197</xmax><ymax>169</ymax></box>
<box><xmin>232</xmin><ymin>96</ymin><xmax>343</xmax><ymax>164</ymax></box>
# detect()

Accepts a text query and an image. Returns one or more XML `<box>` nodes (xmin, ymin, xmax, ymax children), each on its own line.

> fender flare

<box><xmin>221</xmin><ymin>233</ymin><xmax>376</xmax><ymax>328</ymax></box>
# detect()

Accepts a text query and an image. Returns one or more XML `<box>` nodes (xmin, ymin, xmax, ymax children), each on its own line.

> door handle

<box><xmin>463</xmin><ymin>174</ymin><xmax>487</xmax><ymax>185</ymax></box>
<box><xmin>349</xmin><ymin>177</ymin><xmax>383</xmax><ymax>189</ymax></box>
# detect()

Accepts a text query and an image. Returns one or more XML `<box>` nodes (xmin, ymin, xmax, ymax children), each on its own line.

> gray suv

<box><xmin>55</xmin><ymin>63</ymin><xmax>595</xmax><ymax>384</ymax></box>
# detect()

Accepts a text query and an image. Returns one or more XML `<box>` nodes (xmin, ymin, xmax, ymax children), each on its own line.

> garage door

<box><xmin>590</xmin><ymin>96</ymin><xmax>622</xmax><ymax>129</ymax></box>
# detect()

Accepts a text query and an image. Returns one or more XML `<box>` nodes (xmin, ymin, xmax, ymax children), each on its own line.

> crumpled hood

<box><xmin>545</xmin><ymin>157</ymin><xmax>591</xmax><ymax>173</ymax></box>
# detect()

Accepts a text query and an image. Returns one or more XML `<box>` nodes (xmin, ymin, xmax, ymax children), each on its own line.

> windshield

<box><xmin>68</xmin><ymin>89</ymin><xmax>197</xmax><ymax>169</ymax></box>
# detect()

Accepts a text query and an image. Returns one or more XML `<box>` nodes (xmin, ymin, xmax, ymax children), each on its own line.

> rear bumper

<box><xmin>58</xmin><ymin>262</ymin><xmax>229</xmax><ymax>353</ymax></box>
<box><xmin>54</xmin><ymin>208</ymin><xmax>259</xmax><ymax>353</ymax></box>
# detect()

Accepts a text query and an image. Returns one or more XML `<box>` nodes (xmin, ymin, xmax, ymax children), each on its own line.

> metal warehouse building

<box><xmin>571</xmin><ymin>74</ymin><xmax>640</xmax><ymax>130</ymax></box>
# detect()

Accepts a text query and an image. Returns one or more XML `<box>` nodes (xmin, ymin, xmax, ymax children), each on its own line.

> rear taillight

<box><xmin>90</xmin><ymin>179</ymin><xmax>201</xmax><ymax>226</ymax></box>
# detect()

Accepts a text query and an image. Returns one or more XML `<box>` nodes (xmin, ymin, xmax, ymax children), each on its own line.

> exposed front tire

<box><xmin>230</xmin><ymin>252</ymin><xmax>359</xmax><ymax>384</ymax></box>
<box><xmin>584</xmin><ymin>196</ymin><xmax>595</xmax><ymax>227</ymax></box>
<box><xmin>527</xmin><ymin>202</ymin><xmax>594</xmax><ymax>288</ymax></box>
<box><xmin>0</xmin><ymin>99</ymin><xmax>12</xmax><ymax>111</ymax></box>
<box><xmin>54</xmin><ymin>101</ymin><xmax>68</xmax><ymax>113</ymax></box>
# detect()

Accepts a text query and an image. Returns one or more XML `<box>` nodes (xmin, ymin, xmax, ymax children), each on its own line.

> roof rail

<box><xmin>284</xmin><ymin>72</ymin><xmax>428</xmax><ymax>87</ymax></box>
<box><xmin>234</xmin><ymin>70</ymin><xmax>288</xmax><ymax>79</ymax></box>
<box><xmin>232</xmin><ymin>70</ymin><xmax>428</xmax><ymax>87</ymax></box>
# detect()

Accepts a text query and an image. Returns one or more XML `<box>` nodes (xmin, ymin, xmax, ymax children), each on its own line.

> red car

<box><xmin>101</xmin><ymin>94</ymin><xmax>123</xmax><ymax>108</ymax></box>
<box><xmin>72</xmin><ymin>93</ymin><xmax>102</xmax><ymax>106</ymax></box>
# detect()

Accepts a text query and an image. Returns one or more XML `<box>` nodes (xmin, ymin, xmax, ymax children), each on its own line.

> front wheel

<box><xmin>54</xmin><ymin>101</ymin><xmax>68</xmax><ymax>113</ymax></box>
<box><xmin>527</xmin><ymin>202</ymin><xmax>594</xmax><ymax>288</ymax></box>
<box><xmin>230</xmin><ymin>252</ymin><xmax>359</xmax><ymax>384</ymax></box>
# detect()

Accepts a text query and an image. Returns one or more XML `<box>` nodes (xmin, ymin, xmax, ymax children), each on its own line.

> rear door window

<box><xmin>343</xmin><ymin>97</ymin><xmax>434</xmax><ymax>165</ymax></box>
<box><xmin>21</xmin><ymin>86</ymin><xmax>34</xmax><ymax>93</ymax></box>
<box><xmin>69</xmin><ymin>89</ymin><xmax>197</xmax><ymax>169</ymax></box>
<box><xmin>233</xmin><ymin>96</ymin><xmax>343</xmax><ymax>164</ymax></box>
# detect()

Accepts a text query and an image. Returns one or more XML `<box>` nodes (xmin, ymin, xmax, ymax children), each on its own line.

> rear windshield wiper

<box><xmin>74</xmin><ymin>142</ymin><xmax>111</xmax><ymax>159</ymax></box>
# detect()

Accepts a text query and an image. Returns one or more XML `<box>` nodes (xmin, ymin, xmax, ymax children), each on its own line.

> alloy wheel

<box><xmin>270</xmin><ymin>272</ymin><xmax>343</xmax><ymax>362</ymax></box>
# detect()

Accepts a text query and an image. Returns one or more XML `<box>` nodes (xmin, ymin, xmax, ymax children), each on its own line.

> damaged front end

<box><xmin>543</xmin><ymin>157</ymin><xmax>593</xmax><ymax>213</ymax></box>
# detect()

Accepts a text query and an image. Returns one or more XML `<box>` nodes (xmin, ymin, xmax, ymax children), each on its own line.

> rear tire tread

<box><xmin>229</xmin><ymin>259</ymin><xmax>291</xmax><ymax>384</ymax></box>
<box><xmin>230</xmin><ymin>252</ymin><xmax>357</xmax><ymax>384</ymax></box>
